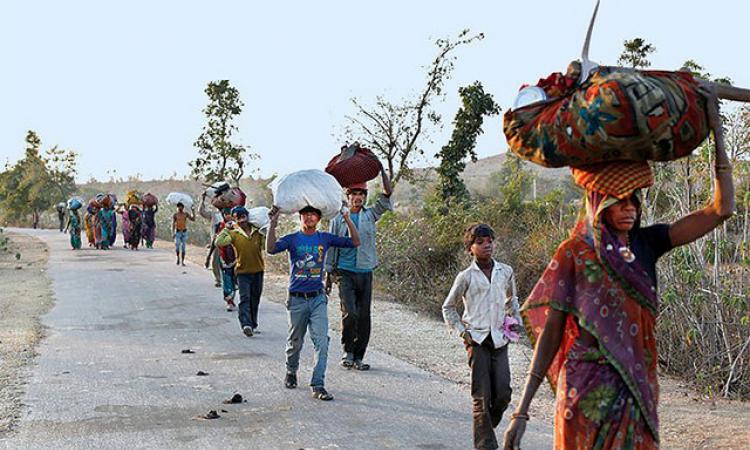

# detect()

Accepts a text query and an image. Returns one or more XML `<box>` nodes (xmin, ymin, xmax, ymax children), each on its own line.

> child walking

<box><xmin>213</xmin><ymin>208</ymin><xmax>238</xmax><ymax>312</ymax></box>
<box><xmin>442</xmin><ymin>223</ymin><xmax>523</xmax><ymax>450</ymax></box>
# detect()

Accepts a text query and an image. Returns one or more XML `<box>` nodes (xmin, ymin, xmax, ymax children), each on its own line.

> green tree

<box><xmin>346</xmin><ymin>29</ymin><xmax>484</xmax><ymax>185</ymax></box>
<box><xmin>435</xmin><ymin>82</ymin><xmax>500</xmax><ymax>203</ymax></box>
<box><xmin>44</xmin><ymin>145</ymin><xmax>78</xmax><ymax>200</ymax></box>
<box><xmin>679</xmin><ymin>59</ymin><xmax>733</xmax><ymax>85</ymax></box>
<box><xmin>617</xmin><ymin>38</ymin><xmax>656</xmax><ymax>68</ymax></box>
<box><xmin>0</xmin><ymin>131</ymin><xmax>57</xmax><ymax>227</ymax></box>
<box><xmin>190</xmin><ymin>80</ymin><xmax>258</xmax><ymax>185</ymax></box>
<box><xmin>495</xmin><ymin>153</ymin><xmax>532</xmax><ymax>208</ymax></box>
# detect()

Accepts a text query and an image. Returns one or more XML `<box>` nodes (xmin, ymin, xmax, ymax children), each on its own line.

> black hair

<box><xmin>299</xmin><ymin>206</ymin><xmax>322</xmax><ymax>217</ymax></box>
<box><xmin>463</xmin><ymin>223</ymin><xmax>495</xmax><ymax>251</ymax></box>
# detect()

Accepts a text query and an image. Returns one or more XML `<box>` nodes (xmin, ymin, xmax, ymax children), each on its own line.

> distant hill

<box><xmin>389</xmin><ymin>153</ymin><xmax>571</xmax><ymax>207</ymax></box>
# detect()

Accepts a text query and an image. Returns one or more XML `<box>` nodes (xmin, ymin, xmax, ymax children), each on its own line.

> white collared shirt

<box><xmin>442</xmin><ymin>259</ymin><xmax>522</xmax><ymax>349</ymax></box>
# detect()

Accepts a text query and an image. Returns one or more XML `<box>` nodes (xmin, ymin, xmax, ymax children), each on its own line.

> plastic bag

<box><xmin>271</xmin><ymin>169</ymin><xmax>344</xmax><ymax>219</ymax></box>
<box><xmin>247</xmin><ymin>206</ymin><xmax>270</xmax><ymax>229</ymax></box>
<box><xmin>166</xmin><ymin>192</ymin><xmax>194</xmax><ymax>208</ymax></box>
<box><xmin>325</xmin><ymin>143</ymin><xmax>382</xmax><ymax>187</ymax></box>
<box><xmin>211</xmin><ymin>187</ymin><xmax>246</xmax><ymax>209</ymax></box>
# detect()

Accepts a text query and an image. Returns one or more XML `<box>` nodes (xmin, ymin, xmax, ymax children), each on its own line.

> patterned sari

<box><xmin>142</xmin><ymin>207</ymin><xmax>156</xmax><ymax>247</ymax></box>
<box><xmin>522</xmin><ymin>191</ymin><xmax>660</xmax><ymax>449</ymax></box>
<box><xmin>97</xmin><ymin>208</ymin><xmax>114</xmax><ymax>249</ymax></box>
<box><xmin>84</xmin><ymin>210</ymin><xmax>96</xmax><ymax>246</ymax></box>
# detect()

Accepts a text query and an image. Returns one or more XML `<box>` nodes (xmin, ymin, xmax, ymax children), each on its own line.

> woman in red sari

<box><xmin>503</xmin><ymin>92</ymin><xmax>735</xmax><ymax>449</ymax></box>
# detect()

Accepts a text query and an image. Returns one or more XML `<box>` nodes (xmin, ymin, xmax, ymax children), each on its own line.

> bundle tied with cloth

<box><xmin>501</xmin><ymin>0</ymin><xmax>750</xmax><ymax>169</ymax></box>
<box><xmin>205</xmin><ymin>181</ymin><xmax>247</xmax><ymax>209</ymax></box>
<box><xmin>125</xmin><ymin>190</ymin><xmax>142</xmax><ymax>208</ymax></box>
<box><xmin>325</xmin><ymin>142</ymin><xmax>382</xmax><ymax>188</ymax></box>
<box><xmin>142</xmin><ymin>192</ymin><xmax>158</xmax><ymax>207</ymax></box>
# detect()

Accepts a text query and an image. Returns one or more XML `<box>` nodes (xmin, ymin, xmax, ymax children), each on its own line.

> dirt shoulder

<box><xmin>161</xmin><ymin>239</ymin><xmax>750</xmax><ymax>449</ymax></box>
<box><xmin>0</xmin><ymin>231</ymin><xmax>55</xmax><ymax>436</ymax></box>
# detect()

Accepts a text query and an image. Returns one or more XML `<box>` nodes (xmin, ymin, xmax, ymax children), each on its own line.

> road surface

<box><xmin>1</xmin><ymin>229</ymin><xmax>552</xmax><ymax>449</ymax></box>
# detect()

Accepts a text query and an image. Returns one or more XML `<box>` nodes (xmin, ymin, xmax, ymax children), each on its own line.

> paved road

<box><xmin>2</xmin><ymin>229</ymin><xmax>552</xmax><ymax>449</ymax></box>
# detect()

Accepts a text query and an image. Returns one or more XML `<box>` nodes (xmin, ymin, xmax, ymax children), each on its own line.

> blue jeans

<box><xmin>221</xmin><ymin>267</ymin><xmax>236</xmax><ymax>300</ymax></box>
<box><xmin>174</xmin><ymin>231</ymin><xmax>188</xmax><ymax>254</ymax></box>
<box><xmin>285</xmin><ymin>293</ymin><xmax>329</xmax><ymax>388</ymax></box>
<box><xmin>237</xmin><ymin>272</ymin><xmax>263</xmax><ymax>329</ymax></box>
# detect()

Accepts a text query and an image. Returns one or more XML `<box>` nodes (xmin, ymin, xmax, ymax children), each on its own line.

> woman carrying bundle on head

<box><xmin>504</xmin><ymin>89</ymin><xmax>735</xmax><ymax>449</ymax></box>
<box><xmin>65</xmin><ymin>206</ymin><xmax>83</xmax><ymax>250</ymax></box>
<box><xmin>141</xmin><ymin>196</ymin><xmax>158</xmax><ymax>249</ymax></box>
<box><xmin>84</xmin><ymin>205</ymin><xmax>97</xmax><ymax>247</ymax></box>
<box><xmin>96</xmin><ymin>196</ymin><xmax>115</xmax><ymax>250</ymax></box>
<box><xmin>127</xmin><ymin>205</ymin><xmax>143</xmax><ymax>250</ymax></box>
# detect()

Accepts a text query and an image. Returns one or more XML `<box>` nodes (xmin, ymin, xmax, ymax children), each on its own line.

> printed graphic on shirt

<box><xmin>292</xmin><ymin>244</ymin><xmax>326</xmax><ymax>282</ymax></box>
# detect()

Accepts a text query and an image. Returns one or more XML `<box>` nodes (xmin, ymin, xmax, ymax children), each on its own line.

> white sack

<box><xmin>271</xmin><ymin>169</ymin><xmax>343</xmax><ymax>219</ymax></box>
<box><xmin>247</xmin><ymin>206</ymin><xmax>271</xmax><ymax>229</ymax></box>
<box><xmin>166</xmin><ymin>192</ymin><xmax>194</xmax><ymax>208</ymax></box>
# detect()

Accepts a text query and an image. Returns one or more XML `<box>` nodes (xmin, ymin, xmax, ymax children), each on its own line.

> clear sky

<box><xmin>2</xmin><ymin>0</ymin><xmax>749</xmax><ymax>182</ymax></box>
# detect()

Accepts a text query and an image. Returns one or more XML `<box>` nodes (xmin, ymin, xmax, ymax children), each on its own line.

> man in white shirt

<box><xmin>442</xmin><ymin>223</ymin><xmax>523</xmax><ymax>450</ymax></box>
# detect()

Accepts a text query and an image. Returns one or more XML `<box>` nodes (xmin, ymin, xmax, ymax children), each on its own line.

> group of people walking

<box><xmin>193</xmin><ymin>168</ymin><xmax>393</xmax><ymax>403</ymax></box>
<box><xmin>52</xmin><ymin>109</ymin><xmax>735</xmax><ymax>449</ymax></box>
<box><xmin>59</xmin><ymin>196</ymin><xmax>158</xmax><ymax>252</ymax></box>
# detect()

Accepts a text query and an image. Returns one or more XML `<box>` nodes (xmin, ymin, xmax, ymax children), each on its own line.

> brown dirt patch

<box><xmin>0</xmin><ymin>231</ymin><xmax>54</xmax><ymax>436</ymax></box>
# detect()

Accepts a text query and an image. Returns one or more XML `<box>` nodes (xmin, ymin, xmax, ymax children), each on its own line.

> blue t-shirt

<box><xmin>272</xmin><ymin>231</ymin><xmax>355</xmax><ymax>293</ymax></box>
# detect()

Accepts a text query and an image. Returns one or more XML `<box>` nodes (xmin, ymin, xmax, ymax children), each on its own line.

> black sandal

<box><xmin>284</xmin><ymin>372</ymin><xmax>297</xmax><ymax>389</ymax></box>
<box><xmin>311</xmin><ymin>387</ymin><xmax>334</xmax><ymax>401</ymax></box>
<box><xmin>353</xmin><ymin>360</ymin><xmax>370</xmax><ymax>371</ymax></box>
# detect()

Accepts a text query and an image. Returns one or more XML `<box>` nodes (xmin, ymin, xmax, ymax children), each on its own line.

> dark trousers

<box><xmin>338</xmin><ymin>270</ymin><xmax>373</xmax><ymax>361</ymax></box>
<box><xmin>237</xmin><ymin>272</ymin><xmax>263</xmax><ymax>329</ymax></box>
<box><xmin>469</xmin><ymin>337</ymin><xmax>512</xmax><ymax>450</ymax></box>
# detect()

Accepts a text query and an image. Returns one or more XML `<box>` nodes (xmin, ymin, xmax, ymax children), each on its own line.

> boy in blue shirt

<box><xmin>266</xmin><ymin>205</ymin><xmax>360</xmax><ymax>401</ymax></box>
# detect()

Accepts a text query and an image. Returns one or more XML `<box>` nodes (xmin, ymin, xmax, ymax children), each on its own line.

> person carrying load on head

<box><xmin>84</xmin><ymin>205</ymin><xmax>97</xmax><ymax>247</ymax></box>
<box><xmin>56</xmin><ymin>203</ymin><xmax>66</xmax><ymax>233</ymax></box>
<box><xmin>65</xmin><ymin>207</ymin><xmax>83</xmax><ymax>250</ymax></box>
<box><xmin>97</xmin><ymin>200</ymin><xmax>114</xmax><ymax>250</ymax></box>
<box><xmin>142</xmin><ymin>203</ymin><xmax>158</xmax><ymax>248</ymax></box>
<box><xmin>503</xmin><ymin>86</ymin><xmax>735</xmax><ymax>450</ymax></box>
<box><xmin>127</xmin><ymin>205</ymin><xmax>143</xmax><ymax>250</ymax></box>
<box><xmin>172</xmin><ymin>202</ymin><xmax>195</xmax><ymax>266</ymax></box>
<box><xmin>266</xmin><ymin>203</ymin><xmax>360</xmax><ymax>402</ymax></box>
<box><xmin>215</xmin><ymin>206</ymin><xmax>266</xmax><ymax>333</ymax></box>
<box><xmin>212</xmin><ymin>208</ymin><xmax>238</xmax><ymax>311</ymax></box>
<box><xmin>324</xmin><ymin>166</ymin><xmax>392</xmax><ymax>371</ymax></box>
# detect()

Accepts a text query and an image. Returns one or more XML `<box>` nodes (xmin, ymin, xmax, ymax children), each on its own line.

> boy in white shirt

<box><xmin>442</xmin><ymin>223</ymin><xmax>523</xmax><ymax>450</ymax></box>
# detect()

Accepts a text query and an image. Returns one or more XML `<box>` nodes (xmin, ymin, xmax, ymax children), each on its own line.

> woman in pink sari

<box><xmin>504</xmin><ymin>91</ymin><xmax>734</xmax><ymax>449</ymax></box>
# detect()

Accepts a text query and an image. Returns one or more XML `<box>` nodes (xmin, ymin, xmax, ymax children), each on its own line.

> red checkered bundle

<box><xmin>571</xmin><ymin>161</ymin><xmax>654</xmax><ymax>199</ymax></box>
<box><xmin>325</xmin><ymin>144</ymin><xmax>382</xmax><ymax>188</ymax></box>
